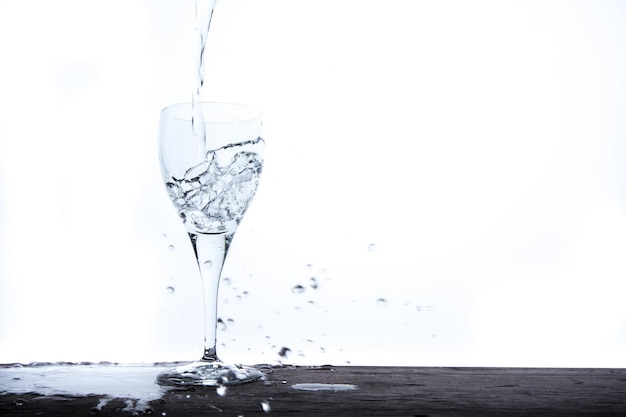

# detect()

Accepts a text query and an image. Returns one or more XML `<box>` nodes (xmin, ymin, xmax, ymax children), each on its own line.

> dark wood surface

<box><xmin>1</xmin><ymin>365</ymin><xmax>625</xmax><ymax>416</ymax></box>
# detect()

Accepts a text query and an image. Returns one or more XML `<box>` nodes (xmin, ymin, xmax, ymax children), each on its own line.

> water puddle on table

<box><xmin>291</xmin><ymin>383</ymin><xmax>357</xmax><ymax>392</ymax></box>
<box><xmin>0</xmin><ymin>362</ymin><xmax>172</xmax><ymax>412</ymax></box>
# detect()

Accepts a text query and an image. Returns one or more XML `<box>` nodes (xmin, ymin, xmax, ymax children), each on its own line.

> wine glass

<box><xmin>156</xmin><ymin>102</ymin><xmax>265</xmax><ymax>386</ymax></box>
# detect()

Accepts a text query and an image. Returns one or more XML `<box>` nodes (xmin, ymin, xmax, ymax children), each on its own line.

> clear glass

<box><xmin>156</xmin><ymin>102</ymin><xmax>265</xmax><ymax>386</ymax></box>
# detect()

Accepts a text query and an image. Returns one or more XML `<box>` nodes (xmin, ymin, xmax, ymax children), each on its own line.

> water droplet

<box><xmin>168</xmin><ymin>245</ymin><xmax>175</xmax><ymax>251</ymax></box>
<box><xmin>260</xmin><ymin>400</ymin><xmax>271</xmax><ymax>413</ymax></box>
<box><xmin>278</xmin><ymin>346</ymin><xmax>291</xmax><ymax>358</ymax></box>
<box><xmin>368</xmin><ymin>243</ymin><xmax>377</xmax><ymax>252</ymax></box>
<box><xmin>309</xmin><ymin>277</ymin><xmax>318</xmax><ymax>289</ymax></box>
<box><xmin>166</xmin><ymin>286</ymin><xmax>175</xmax><ymax>294</ymax></box>
<box><xmin>203</xmin><ymin>260</ymin><xmax>213</xmax><ymax>268</ymax></box>
<box><xmin>291</xmin><ymin>285</ymin><xmax>305</xmax><ymax>294</ymax></box>
<box><xmin>376</xmin><ymin>298</ymin><xmax>387</xmax><ymax>306</ymax></box>
<box><xmin>217</xmin><ymin>318</ymin><xmax>227</xmax><ymax>331</ymax></box>
<box><xmin>216</xmin><ymin>385</ymin><xmax>228</xmax><ymax>397</ymax></box>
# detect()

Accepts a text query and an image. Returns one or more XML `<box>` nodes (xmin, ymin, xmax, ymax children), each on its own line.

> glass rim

<box><xmin>160</xmin><ymin>101</ymin><xmax>262</xmax><ymax>124</ymax></box>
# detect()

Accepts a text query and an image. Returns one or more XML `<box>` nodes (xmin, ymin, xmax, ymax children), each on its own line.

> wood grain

<box><xmin>1</xmin><ymin>366</ymin><xmax>625</xmax><ymax>416</ymax></box>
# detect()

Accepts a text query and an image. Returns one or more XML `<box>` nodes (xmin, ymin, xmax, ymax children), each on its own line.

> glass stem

<box><xmin>188</xmin><ymin>231</ymin><xmax>234</xmax><ymax>363</ymax></box>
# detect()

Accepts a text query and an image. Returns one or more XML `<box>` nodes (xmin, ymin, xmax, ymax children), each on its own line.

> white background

<box><xmin>1</xmin><ymin>0</ymin><xmax>625</xmax><ymax>368</ymax></box>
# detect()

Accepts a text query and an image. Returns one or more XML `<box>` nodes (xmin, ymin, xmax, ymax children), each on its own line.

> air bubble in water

<box><xmin>376</xmin><ymin>298</ymin><xmax>387</xmax><ymax>306</ymax></box>
<box><xmin>260</xmin><ymin>400</ymin><xmax>271</xmax><ymax>413</ymax></box>
<box><xmin>203</xmin><ymin>260</ymin><xmax>213</xmax><ymax>268</ymax></box>
<box><xmin>320</xmin><ymin>347</ymin><xmax>326</xmax><ymax>353</ymax></box>
<box><xmin>292</xmin><ymin>285</ymin><xmax>305</xmax><ymax>294</ymax></box>
<box><xmin>309</xmin><ymin>277</ymin><xmax>318</xmax><ymax>289</ymax></box>
<box><xmin>166</xmin><ymin>286</ymin><xmax>175</xmax><ymax>294</ymax></box>
<box><xmin>216</xmin><ymin>385</ymin><xmax>228</xmax><ymax>397</ymax></box>
<box><xmin>168</xmin><ymin>245</ymin><xmax>175</xmax><ymax>251</ymax></box>
<box><xmin>368</xmin><ymin>243</ymin><xmax>377</xmax><ymax>252</ymax></box>
<box><xmin>223</xmin><ymin>277</ymin><xmax>231</xmax><ymax>286</ymax></box>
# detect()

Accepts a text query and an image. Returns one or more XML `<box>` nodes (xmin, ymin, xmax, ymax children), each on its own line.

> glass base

<box><xmin>156</xmin><ymin>360</ymin><xmax>263</xmax><ymax>387</ymax></box>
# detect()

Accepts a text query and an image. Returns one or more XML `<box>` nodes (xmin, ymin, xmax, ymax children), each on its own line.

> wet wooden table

<box><xmin>1</xmin><ymin>365</ymin><xmax>625</xmax><ymax>416</ymax></box>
